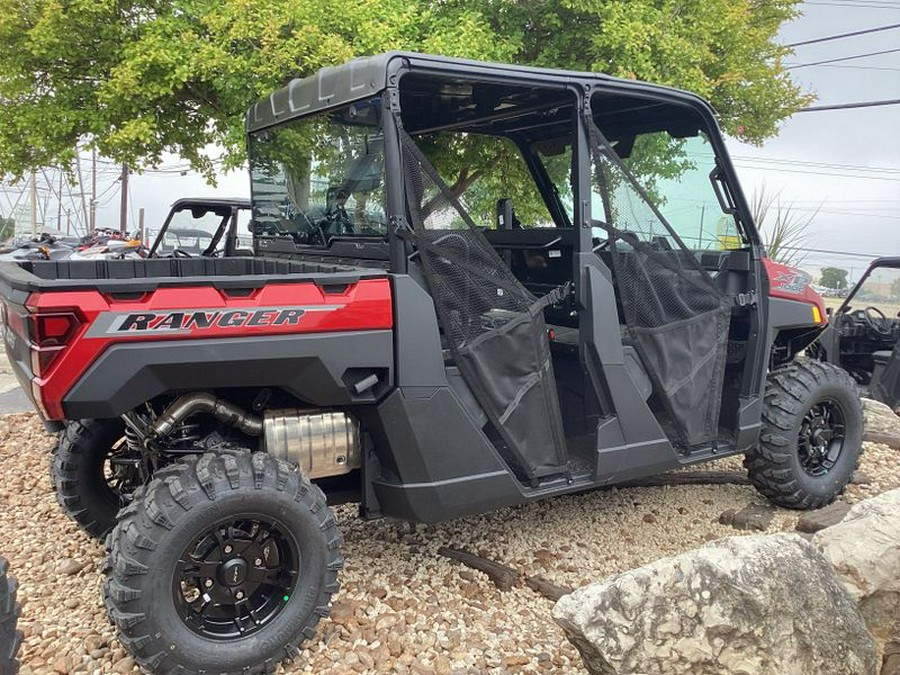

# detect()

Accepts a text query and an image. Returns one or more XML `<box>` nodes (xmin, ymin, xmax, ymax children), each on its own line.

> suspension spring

<box><xmin>170</xmin><ymin>421</ymin><xmax>203</xmax><ymax>447</ymax></box>
<box><xmin>124</xmin><ymin>423</ymin><xmax>144</xmax><ymax>454</ymax></box>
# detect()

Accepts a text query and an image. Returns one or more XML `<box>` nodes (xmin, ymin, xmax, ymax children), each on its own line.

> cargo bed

<box><xmin>0</xmin><ymin>256</ymin><xmax>383</xmax><ymax>295</ymax></box>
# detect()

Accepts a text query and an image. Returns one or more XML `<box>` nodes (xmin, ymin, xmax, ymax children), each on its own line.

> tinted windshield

<box><xmin>249</xmin><ymin>98</ymin><xmax>387</xmax><ymax>245</ymax></box>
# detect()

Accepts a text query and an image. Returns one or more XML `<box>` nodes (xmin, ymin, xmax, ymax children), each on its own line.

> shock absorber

<box><xmin>124</xmin><ymin>423</ymin><xmax>143</xmax><ymax>455</ymax></box>
<box><xmin>169</xmin><ymin>420</ymin><xmax>202</xmax><ymax>448</ymax></box>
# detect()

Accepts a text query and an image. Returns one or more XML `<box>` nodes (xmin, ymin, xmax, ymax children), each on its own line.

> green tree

<box><xmin>820</xmin><ymin>267</ymin><xmax>849</xmax><ymax>291</ymax></box>
<box><xmin>890</xmin><ymin>277</ymin><xmax>900</xmax><ymax>298</ymax></box>
<box><xmin>0</xmin><ymin>216</ymin><xmax>14</xmax><ymax>241</ymax></box>
<box><xmin>0</xmin><ymin>0</ymin><xmax>809</xmax><ymax>181</ymax></box>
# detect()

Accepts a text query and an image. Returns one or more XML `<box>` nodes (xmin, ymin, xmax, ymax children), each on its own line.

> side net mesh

<box><xmin>588</xmin><ymin>121</ymin><xmax>731</xmax><ymax>448</ymax></box>
<box><xmin>398</xmin><ymin>129</ymin><xmax>568</xmax><ymax>480</ymax></box>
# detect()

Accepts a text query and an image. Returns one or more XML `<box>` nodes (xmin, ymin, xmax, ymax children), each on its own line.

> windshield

<box><xmin>151</xmin><ymin>207</ymin><xmax>229</xmax><ymax>255</ymax></box>
<box><xmin>249</xmin><ymin>98</ymin><xmax>387</xmax><ymax>245</ymax></box>
<box><xmin>844</xmin><ymin>265</ymin><xmax>900</xmax><ymax>318</ymax></box>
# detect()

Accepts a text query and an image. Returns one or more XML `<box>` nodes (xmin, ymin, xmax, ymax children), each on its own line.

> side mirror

<box><xmin>826</xmin><ymin>307</ymin><xmax>833</xmax><ymax>316</ymax></box>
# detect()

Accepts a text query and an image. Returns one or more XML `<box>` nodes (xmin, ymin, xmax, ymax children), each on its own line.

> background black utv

<box><xmin>812</xmin><ymin>256</ymin><xmax>900</xmax><ymax>408</ymax></box>
<box><xmin>2</xmin><ymin>53</ymin><xmax>862</xmax><ymax>674</ymax></box>
<box><xmin>148</xmin><ymin>197</ymin><xmax>251</xmax><ymax>258</ymax></box>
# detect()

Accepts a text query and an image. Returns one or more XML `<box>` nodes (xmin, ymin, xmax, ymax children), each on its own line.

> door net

<box><xmin>588</xmin><ymin>121</ymin><xmax>731</xmax><ymax>448</ymax></box>
<box><xmin>397</xmin><ymin>128</ymin><xmax>568</xmax><ymax>480</ymax></box>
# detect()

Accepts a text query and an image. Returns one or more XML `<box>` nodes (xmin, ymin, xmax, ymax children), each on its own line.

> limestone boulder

<box><xmin>552</xmin><ymin>534</ymin><xmax>876</xmax><ymax>675</ymax></box>
<box><xmin>863</xmin><ymin>397</ymin><xmax>900</xmax><ymax>435</ymax></box>
<box><xmin>814</xmin><ymin>488</ymin><xmax>900</xmax><ymax>673</ymax></box>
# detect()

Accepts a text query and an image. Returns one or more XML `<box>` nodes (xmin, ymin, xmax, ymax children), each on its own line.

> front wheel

<box><xmin>103</xmin><ymin>450</ymin><xmax>342</xmax><ymax>674</ymax></box>
<box><xmin>745</xmin><ymin>360</ymin><xmax>863</xmax><ymax>509</ymax></box>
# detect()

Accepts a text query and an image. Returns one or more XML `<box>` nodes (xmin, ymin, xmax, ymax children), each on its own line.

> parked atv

<box><xmin>812</xmin><ymin>257</ymin><xmax>900</xmax><ymax>407</ymax></box>
<box><xmin>0</xmin><ymin>52</ymin><xmax>862</xmax><ymax>674</ymax></box>
<box><xmin>0</xmin><ymin>558</ymin><xmax>21</xmax><ymax>675</ymax></box>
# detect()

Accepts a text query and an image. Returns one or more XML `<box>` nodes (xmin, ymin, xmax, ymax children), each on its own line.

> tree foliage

<box><xmin>820</xmin><ymin>267</ymin><xmax>849</xmax><ymax>291</ymax></box>
<box><xmin>0</xmin><ymin>216</ymin><xmax>15</xmax><ymax>241</ymax></box>
<box><xmin>890</xmin><ymin>277</ymin><xmax>900</xmax><ymax>299</ymax></box>
<box><xmin>0</xmin><ymin>0</ymin><xmax>809</xmax><ymax>180</ymax></box>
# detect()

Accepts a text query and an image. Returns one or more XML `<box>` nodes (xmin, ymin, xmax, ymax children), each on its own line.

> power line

<box><xmin>778</xmin><ymin>244</ymin><xmax>885</xmax><ymax>259</ymax></box>
<box><xmin>728</xmin><ymin>154</ymin><xmax>900</xmax><ymax>174</ymax></box>
<box><xmin>796</xmin><ymin>98</ymin><xmax>900</xmax><ymax>112</ymax></box>
<box><xmin>805</xmin><ymin>1</ymin><xmax>900</xmax><ymax>10</ymax></box>
<box><xmin>786</xmin><ymin>46</ymin><xmax>900</xmax><ymax>69</ymax></box>
<box><xmin>732</xmin><ymin>163</ymin><xmax>900</xmax><ymax>181</ymax></box>
<box><xmin>690</xmin><ymin>149</ymin><xmax>900</xmax><ymax>175</ymax></box>
<box><xmin>792</xmin><ymin>62</ymin><xmax>900</xmax><ymax>72</ymax></box>
<box><xmin>785</xmin><ymin>22</ymin><xmax>900</xmax><ymax>47</ymax></box>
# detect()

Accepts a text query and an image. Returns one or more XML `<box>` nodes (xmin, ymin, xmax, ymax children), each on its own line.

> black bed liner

<box><xmin>0</xmin><ymin>256</ymin><xmax>384</xmax><ymax>295</ymax></box>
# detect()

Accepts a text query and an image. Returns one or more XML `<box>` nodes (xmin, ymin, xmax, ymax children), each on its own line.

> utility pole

<box><xmin>75</xmin><ymin>152</ymin><xmax>89</xmax><ymax>228</ymax></box>
<box><xmin>30</xmin><ymin>171</ymin><xmax>37</xmax><ymax>236</ymax></box>
<box><xmin>56</xmin><ymin>169</ymin><xmax>63</xmax><ymax>231</ymax></box>
<box><xmin>698</xmin><ymin>203</ymin><xmax>706</xmax><ymax>248</ymax></box>
<box><xmin>90</xmin><ymin>148</ymin><xmax>97</xmax><ymax>231</ymax></box>
<box><xmin>119</xmin><ymin>163</ymin><xmax>129</xmax><ymax>233</ymax></box>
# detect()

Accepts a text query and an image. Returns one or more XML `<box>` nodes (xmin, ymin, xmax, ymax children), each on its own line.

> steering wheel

<box><xmin>326</xmin><ymin>205</ymin><xmax>354</xmax><ymax>235</ymax></box>
<box><xmin>171</xmin><ymin>248</ymin><xmax>194</xmax><ymax>259</ymax></box>
<box><xmin>863</xmin><ymin>306</ymin><xmax>892</xmax><ymax>336</ymax></box>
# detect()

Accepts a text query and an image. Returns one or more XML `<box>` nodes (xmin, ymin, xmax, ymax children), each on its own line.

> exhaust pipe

<box><xmin>147</xmin><ymin>393</ymin><xmax>263</xmax><ymax>438</ymax></box>
<box><xmin>148</xmin><ymin>394</ymin><xmax>361</xmax><ymax>479</ymax></box>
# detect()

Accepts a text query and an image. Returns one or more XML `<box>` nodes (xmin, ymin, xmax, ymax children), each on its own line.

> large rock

<box><xmin>863</xmin><ymin>398</ymin><xmax>900</xmax><ymax>435</ymax></box>
<box><xmin>552</xmin><ymin>534</ymin><xmax>876</xmax><ymax>675</ymax></box>
<box><xmin>814</xmin><ymin>488</ymin><xmax>900</xmax><ymax>673</ymax></box>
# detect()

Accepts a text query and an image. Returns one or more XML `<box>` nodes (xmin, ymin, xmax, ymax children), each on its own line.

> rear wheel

<box><xmin>51</xmin><ymin>419</ymin><xmax>144</xmax><ymax>539</ymax></box>
<box><xmin>103</xmin><ymin>449</ymin><xmax>341</xmax><ymax>674</ymax></box>
<box><xmin>745</xmin><ymin>360</ymin><xmax>863</xmax><ymax>509</ymax></box>
<box><xmin>0</xmin><ymin>557</ymin><xmax>22</xmax><ymax>675</ymax></box>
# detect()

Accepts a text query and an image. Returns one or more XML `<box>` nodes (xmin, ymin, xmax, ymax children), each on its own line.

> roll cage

<box><xmin>247</xmin><ymin>52</ymin><xmax>772</xmax><ymax>458</ymax></box>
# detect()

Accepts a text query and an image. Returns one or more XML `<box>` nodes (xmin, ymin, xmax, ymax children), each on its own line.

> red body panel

<box><xmin>762</xmin><ymin>257</ymin><xmax>826</xmax><ymax>322</ymax></box>
<box><xmin>25</xmin><ymin>278</ymin><xmax>393</xmax><ymax>419</ymax></box>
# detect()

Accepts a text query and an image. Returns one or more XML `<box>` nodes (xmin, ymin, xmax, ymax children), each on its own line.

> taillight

<box><xmin>26</xmin><ymin>310</ymin><xmax>82</xmax><ymax>376</ymax></box>
<box><xmin>30</xmin><ymin>312</ymin><xmax>80</xmax><ymax>347</ymax></box>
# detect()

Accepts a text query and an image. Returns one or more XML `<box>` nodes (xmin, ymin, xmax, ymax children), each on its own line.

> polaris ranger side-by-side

<box><xmin>0</xmin><ymin>53</ymin><xmax>862</xmax><ymax>674</ymax></box>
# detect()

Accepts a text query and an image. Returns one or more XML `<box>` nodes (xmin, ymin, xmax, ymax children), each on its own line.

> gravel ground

<box><xmin>0</xmin><ymin>412</ymin><xmax>898</xmax><ymax>675</ymax></box>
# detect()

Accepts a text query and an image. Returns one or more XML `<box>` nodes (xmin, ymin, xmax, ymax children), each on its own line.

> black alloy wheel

<box><xmin>745</xmin><ymin>360</ymin><xmax>863</xmax><ymax>510</ymax></box>
<box><xmin>175</xmin><ymin>517</ymin><xmax>299</xmax><ymax>640</ymax></box>
<box><xmin>103</xmin><ymin>449</ymin><xmax>342</xmax><ymax>675</ymax></box>
<box><xmin>797</xmin><ymin>399</ymin><xmax>846</xmax><ymax>477</ymax></box>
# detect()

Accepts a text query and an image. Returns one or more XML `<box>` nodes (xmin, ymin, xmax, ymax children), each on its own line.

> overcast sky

<box><xmin>90</xmin><ymin>0</ymin><xmax>899</xmax><ymax>282</ymax></box>
<box><xmin>720</xmin><ymin>0</ymin><xmax>900</xmax><ymax>279</ymax></box>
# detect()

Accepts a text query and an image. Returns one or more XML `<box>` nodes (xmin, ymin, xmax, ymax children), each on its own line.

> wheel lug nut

<box><xmin>204</xmin><ymin>579</ymin><xmax>213</xmax><ymax>588</ymax></box>
<box><xmin>254</xmin><ymin>558</ymin><xmax>262</xmax><ymax>566</ymax></box>
<box><xmin>224</xmin><ymin>545</ymin><xmax>233</xmax><ymax>554</ymax></box>
<box><xmin>235</xmin><ymin>591</ymin><xmax>244</xmax><ymax>600</ymax></box>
